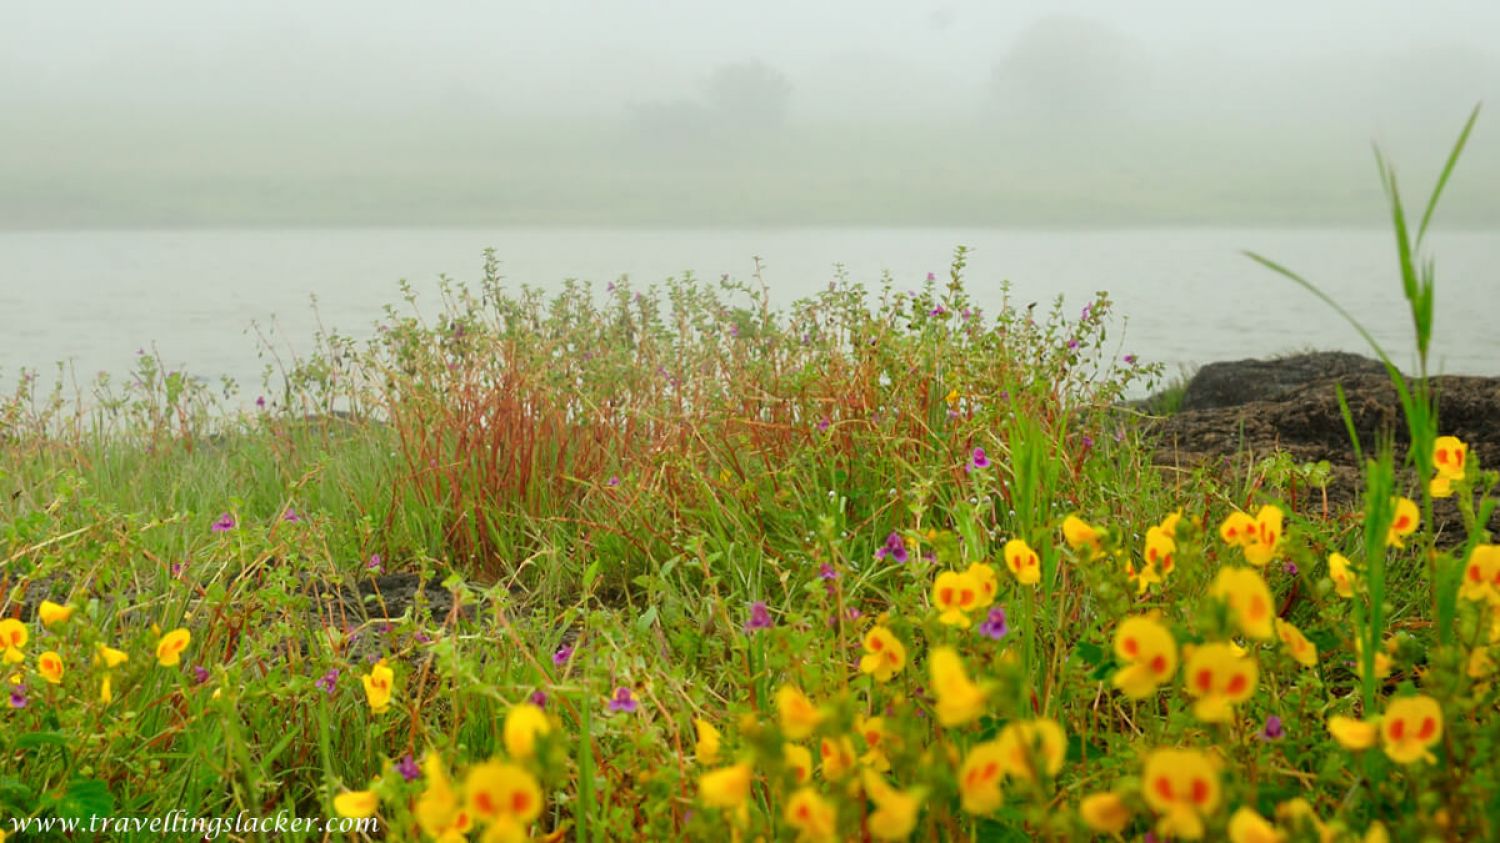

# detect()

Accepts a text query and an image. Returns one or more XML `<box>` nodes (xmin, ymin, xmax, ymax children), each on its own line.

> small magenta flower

<box><xmin>395</xmin><ymin>753</ymin><xmax>422</xmax><ymax>782</ymax></box>
<box><xmin>607</xmin><ymin>475</ymin><xmax>621</xmax><ymax>487</ymax></box>
<box><xmin>875</xmin><ymin>532</ymin><xmax>908</xmax><ymax>564</ymax></box>
<box><xmin>282</xmin><ymin>508</ymin><xmax>301</xmax><ymax>523</ymax></box>
<box><xmin>608</xmin><ymin>687</ymin><xmax>638</xmax><ymax>714</ymax></box>
<box><xmin>967</xmin><ymin>447</ymin><xmax>991</xmax><ymax>473</ymax></box>
<box><xmin>316</xmin><ymin>668</ymin><xmax>339</xmax><ymax>695</ymax></box>
<box><xmin>1283</xmin><ymin>561</ymin><xmax>1299</xmax><ymax>576</ymax></box>
<box><xmin>819</xmin><ymin>564</ymin><xmax>838</xmax><ymax>581</ymax></box>
<box><xmin>816</xmin><ymin>416</ymin><xmax>831</xmax><ymax>432</ymax></box>
<box><xmin>211</xmin><ymin>513</ymin><xmax>236</xmax><ymax>533</ymax></box>
<box><xmin>192</xmin><ymin>665</ymin><xmax>210</xmax><ymax>685</ymax></box>
<box><xmin>171</xmin><ymin>560</ymin><xmax>184</xmax><ymax>578</ymax></box>
<box><xmin>930</xmin><ymin>305</ymin><xmax>946</xmax><ymax>317</ymax></box>
<box><xmin>530</xmin><ymin>690</ymin><xmax>548</xmax><ymax>708</ymax></box>
<box><xmin>745</xmin><ymin>602</ymin><xmax>773</xmax><ymax>633</ymax></box>
<box><xmin>366</xmin><ymin>554</ymin><xmax>382</xmax><ymax>571</ymax></box>
<box><xmin>1260</xmin><ymin>715</ymin><xmax>1285</xmax><ymax>741</ymax></box>
<box><xmin>978</xmin><ymin>607</ymin><xmax>1010</xmax><ymax>640</ymax></box>
<box><xmin>1081</xmin><ymin>435</ymin><xmax>1094</xmax><ymax>450</ymax></box>
<box><xmin>926</xmin><ymin>272</ymin><xmax>936</xmax><ymax>282</ymax></box>
<box><xmin>553</xmin><ymin>645</ymin><xmax>575</xmax><ymax>666</ymax></box>
<box><xmin>1124</xmin><ymin>354</ymin><xmax>1138</xmax><ymax>365</ymax></box>
<box><xmin>9</xmin><ymin>684</ymin><xmax>27</xmax><ymax>709</ymax></box>
<box><xmin>255</xmin><ymin>395</ymin><xmax>266</xmax><ymax>408</ymax></box>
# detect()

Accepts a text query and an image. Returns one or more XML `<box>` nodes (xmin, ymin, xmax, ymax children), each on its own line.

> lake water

<box><xmin>2</xmin><ymin>227</ymin><xmax>1496</xmax><ymax>402</ymax></box>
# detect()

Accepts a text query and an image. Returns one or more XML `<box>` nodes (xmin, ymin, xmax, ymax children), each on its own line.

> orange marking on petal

<box><xmin>1191</xmin><ymin>778</ymin><xmax>1210</xmax><ymax>805</ymax></box>
<box><xmin>1195</xmin><ymin>669</ymin><xmax>1213</xmax><ymax>692</ymax></box>
<box><xmin>1154</xmin><ymin>776</ymin><xmax>1173</xmax><ymax>802</ymax></box>
<box><xmin>1418</xmin><ymin>717</ymin><xmax>1437</xmax><ymax>740</ymax></box>
<box><xmin>1226</xmin><ymin>673</ymin><xmax>1248</xmax><ymax>695</ymax></box>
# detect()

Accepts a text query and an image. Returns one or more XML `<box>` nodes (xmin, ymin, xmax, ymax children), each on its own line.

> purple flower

<box><xmin>819</xmin><ymin>564</ymin><xmax>838</xmax><ymax>581</ymax></box>
<box><xmin>366</xmin><ymin>554</ymin><xmax>382</xmax><ymax>571</ymax></box>
<box><xmin>1260</xmin><ymin>715</ymin><xmax>1285</xmax><ymax>741</ymax></box>
<box><xmin>1283</xmin><ymin>561</ymin><xmax>1299</xmax><ymax>576</ymax></box>
<box><xmin>1081</xmin><ymin>435</ymin><xmax>1095</xmax><ymax>450</ymax></box>
<box><xmin>315</xmin><ymin>668</ymin><xmax>339</xmax><ymax>695</ymax></box>
<box><xmin>9</xmin><ymin>685</ymin><xmax>27</xmax><ymax>709</ymax></box>
<box><xmin>875</xmin><ymin>532</ymin><xmax>908</xmax><ymax>564</ymax></box>
<box><xmin>816</xmin><ymin>416</ymin><xmax>831</xmax><ymax>433</ymax></box>
<box><xmin>1067</xmin><ymin>338</ymin><xmax>1080</xmax><ymax>350</ymax></box>
<box><xmin>553</xmin><ymin>645</ymin><xmax>574</xmax><ymax>666</ymax></box>
<box><xmin>192</xmin><ymin>665</ymin><xmax>210</xmax><ymax>685</ymax></box>
<box><xmin>282</xmin><ymin>508</ymin><xmax>301</xmax><ymax>523</ymax></box>
<box><xmin>211</xmin><ymin>513</ymin><xmax>236</xmax><ymax>533</ymax></box>
<box><xmin>1081</xmin><ymin>304</ymin><xmax>1092</xmax><ymax>320</ymax></box>
<box><xmin>1124</xmin><ymin>354</ymin><xmax>1138</xmax><ymax>365</ymax></box>
<box><xmin>530</xmin><ymin>690</ymin><xmax>548</xmax><ymax>708</ymax></box>
<box><xmin>967</xmin><ymin>447</ymin><xmax>991</xmax><ymax>473</ymax></box>
<box><xmin>171</xmin><ymin>560</ymin><xmax>184</xmax><ymax>578</ymax></box>
<box><xmin>929</xmin><ymin>305</ymin><xmax>946</xmax><ymax>317</ymax></box>
<box><xmin>978</xmin><ymin>607</ymin><xmax>1010</xmax><ymax>640</ymax></box>
<box><xmin>925</xmin><ymin>272</ymin><xmax>936</xmax><ymax>282</ymax></box>
<box><xmin>745</xmin><ymin>602</ymin><xmax>773</xmax><ymax>633</ymax></box>
<box><xmin>607</xmin><ymin>475</ymin><xmax>620</xmax><ymax>487</ymax></box>
<box><xmin>395</xmin><ymin>753</ymin><xmax>422</xmax><ymax>782</ymax></box>
<box><xmin>608</xmin><ymin>687</ymin><xmax>638</xmax><ymax>714</ymax></box>
<box><xmin>255</xmin><ymin>395</ymin><xmax>266</xmax><ymax>409</ymax></box>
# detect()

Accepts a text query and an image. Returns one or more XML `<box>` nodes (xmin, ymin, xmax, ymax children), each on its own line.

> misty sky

<box><xmin>3</xmin><ymin>1</ymin><xmax>1497</xmax><ymax>226</ymax></box>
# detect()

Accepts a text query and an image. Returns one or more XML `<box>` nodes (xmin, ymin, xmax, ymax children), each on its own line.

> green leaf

<box><xmin>14</xmin><ymin>731</ymin><xmax>68</xmax><ymax>751</ymax></box>
<box><xmin>46</xmin><ymin>778</ymin><xmax>115</xmax><ymax>820</ymax></box>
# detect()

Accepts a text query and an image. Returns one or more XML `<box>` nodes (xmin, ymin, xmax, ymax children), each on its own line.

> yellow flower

<box><xmin>1274</xmin><ymin>618</ymin><xmax>1318</xmax><ymax>667</ymax></box>
<box><xmin>1229</xmin><ymin>806</ymin><xmax>1286</xmax><ymax>843</ymax></box>
<box><xmin>1209</xmin><ymin>567</ymin><xmax>1275</xmax><ymax>640</ymax></box>
<box><xmin>503</xmin><ymin>702</ymin><xmax>551</xmax><ymax>760</ymax></box>
<box><xmin>776</xmin><ymin>685</ymin><xmax>824</xmax><ymax>740</ymax></box>
<box><xmin>333</xmin><ymin>789</ymin><xmax>379</xmax><ymax>819</ymax></box>
<box><xmin>155</xmin><ymin>628</ymin><xmax>191</xmax><ymax>667</ymax></box>
<box><xmin>416</xmin><ymin>754</ymin><xmax>468</xmax><ymax>840</ymax></box>
<box><xmin>1111</xmin><ymin>614</ymin><xmax>1178</xmax><ymax>699</ymax></box>
<box><xmin>1220</xmin><ymin>505</ymin><xmax>1284</xmax><ymax>567</ymax></box>
<box><xmin>957</xmin><ymin>741</ymin><xmax>1005</xmax><ymax>815</ymax></box>
<box><xmin>1459</xmin><ymin>545</ymin><xmax>1500</xmax><ymax>604</ymax></box>
<box><xmin>1079</xmin><ymin>792</ymin><xmax>1131</xmax><ymax>835</ymax></box>
<box><xmin>785</xmin><ymin>743</ymin><xmax>814</xmax><ymax>784</ymax></box>
<box><xmin>464</xmin><ymin>761</ymin><xmax>542</xmax><ymax>826</ymax></box>
<box><xmin>966</xmin><ymin>562</ymin><xmax>999</xmax><ymax>608</ymax></box>
<box><xmin>1142</xmin><ymin>748</ymin><xmax>1220</xmax><ymax>841</ymax></box>
<box><xmin>859</xmin><ymin>626</ymin><xmax>907</xmax><ymax>682</ymax></box>
<box><xmin>1386</xmin><ymin>497</ymin><xmax>1419</xmax><ymax>548</ymax></box>
<box><xmin>361</xmin><ymin>659</ymin><xmax>395</xmax><ymax>714</ymax></box>
<box><xmin>1219</xmin><ymin>511</ymin><xmax>1257</xmax><ymax>547</ymax></box>
<box><xmin>1004</xmin><ymin>538</ymin><xmax>1042</xmax><ymax>586</ymax></box>
<box><xmin>818</xmin><ymin>735</ymin><xmax>856</xmax><ymax>780</ymax></box>
<box><xmin>1327</xmin><ymin>715</ymin><xmax>1378</xmax><ymax>751</ymax></box>
<box><xmin>1352</xmin><ymin>638</ymin><xmax>1393</xmax><ymax>680</ymax></box>
<box><xmin>944</xmin><ymin>387</ymin><xmax>960</xmax><ymax>406</ymax></box>
<box><xmin>694</xmin><ymin>718</ymin><xmax>723</xmax><ymax>765</ymax></box>
<box><xmin>100</xmin><ymin>675</ymin><xmax>112</xmax><ymax>704</ymax></box>
<box><xmin>932</xmin><ymin>570</ymin><xmax>982</xmax><ymax>626</ymax></box>
<box><xmin>96</xmin><ymin>644</ymin><xmax>129</xmax><ymax>669</ymax></box>
<box><xmin>1276</xmin><ymin>798</ymin><xmax>1333</xmax><ymax>843</ymax></box>
<box><xmin>698</xmin><ymin>762</ymin><xmax>753</xmax><ymax>809</ymax></box>
<box><xmin>37</xmin><ymin>651</ymin><xmax>64</xmax><ymax>685</ymax></box>
<box><xmin>785</xmin><ymin>787</ymin><xmax>838</xmax><ymax>842</ymax></box>
<box><xmin>1380</xmin><ymin>695</ymin><xmax>1442</xmax><ymax>765</ymax></box>
<box><xmin>1062</xmin><ymin>515</ymin><xmax>1103</xmax><ymax>559</ymax></box>
<box><xmin>0</xmin><ymin>619</ymin><xmax>28</xmax><ymax>664</ymax></box>
<box><xmin>1143</xmin><ymin>524</ymin><xmax>1177</xmax><ymax>578</ymax></box>
<box><xmin>862</xmin><ymin>769</ymin><xmax>922</xmax><ymax>841</ymax></box>
<box><xmin>1183</xmin><ymin>642</ymin><xmax>1258</xmax><ymax>723</ymax></box>
<box><xmin>1430</xmin><ymin>435</ymin><xmax>1468</xmax><ymax>498</ymax></box>
<box><xmin>1468</xmin><ymin>646</ymin><xmax>1496</xmax><ymax>679</ymax></box>
<box><xmin>37</xmin><ymin>601</ymin><xmax>74</xmax><ymax>627</ymax></box>
<box><xmin>929</xmin><ymin>647</ymin><xmax>987</xmax><ymax>727</ymax></box>
<box><xmin>995</xmin><ymin>718</ymin><xmax>1066</xmax><ymax>782</ymax></box>
<box><xmin>857</xmin><ymin>715</ymin><xmax>892</xmax><ymax>772</ymax></box>
<box><xmin>1328</xmin><ymin>553</ymin><xmax>1356</xmax><ymax>599</ymax></box>
<box><xmin>1125</xmin><ymin>559</ymin><xmax>1163</xmax><ymax>595</ymax></box>
<box><xmin>1364</xmin><ymin>822</ymin><xmax>1390</xmax><ymax>843</ymax></box>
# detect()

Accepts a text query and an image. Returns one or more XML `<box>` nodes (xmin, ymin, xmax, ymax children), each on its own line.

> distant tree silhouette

<box><xmin>705</xmin><ymin>59</ymin><xmax>792</xmax><ymax>129</ymax></box>
<box><xmin>991</xmin><ymin>16</ymin><xmax>1142</xmax><ymax>125</ymax></box>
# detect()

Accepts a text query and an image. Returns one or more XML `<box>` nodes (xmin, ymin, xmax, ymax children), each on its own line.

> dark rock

<box><xmin>1149</xmin><ymin>354</ymin><xmax>1500</xmax><ymax>539</ymax></box>
<box><xmin>1179</xmin><ymin>351</ymin><xmax>1388</xmax><ymax>412</ymax></box>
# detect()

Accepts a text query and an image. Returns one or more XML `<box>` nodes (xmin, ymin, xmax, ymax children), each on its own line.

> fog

<box><xmin>3</xmin><ymin>0</ymin><xmax>1497</xmax><ymax>227</ymax></box>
